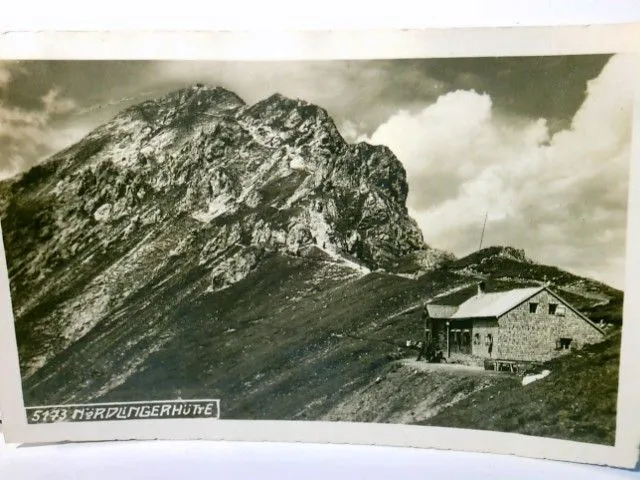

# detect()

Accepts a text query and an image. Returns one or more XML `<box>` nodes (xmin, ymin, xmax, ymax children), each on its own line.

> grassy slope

<box><xmin>323</xmin><ymin>361</ymin><xmax>518</xmax><ymax>424</ymax></box>
<box><xmin>19</xmin><ymin>241</ymin><xmax>623</xmax><ymax>441</ymax></box>
<box><xmin>102</xmin><ymin>261</ymin><xmax>469</xmax><ymax>420</ymax></box>
<box><xmin>423</xmin><ymin>332</ymin><xmax>621</xmax><ymax>445</ymax></box>
<box><xmin>22</xmin><ymin>253</ymin><xmax>470</xmax><ymax>419</ymax></box>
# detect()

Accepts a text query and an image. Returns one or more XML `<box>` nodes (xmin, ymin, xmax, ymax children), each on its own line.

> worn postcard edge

<box><xmin>0</xmin><ymin>26</ymin><xmax>639</xmax><ymax>469</ymax></box>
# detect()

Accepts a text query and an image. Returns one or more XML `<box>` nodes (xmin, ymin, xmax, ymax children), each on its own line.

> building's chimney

<box><xmin>477</xmin><ymin>281</ymin><xmax>486</xmax><ymax>296</ymax></box>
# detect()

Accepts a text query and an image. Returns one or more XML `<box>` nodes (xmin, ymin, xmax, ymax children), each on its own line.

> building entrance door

<box><xmin>449</xmin><ymin>321</ymin><xmax>473</xmax><ymax>354</ymax></box>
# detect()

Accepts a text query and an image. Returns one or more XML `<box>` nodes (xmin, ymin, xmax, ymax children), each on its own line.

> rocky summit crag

<box><xmin>0</xmin><ymin>84</ymin><xmax>449</xmax><ymax>378</ymax></box>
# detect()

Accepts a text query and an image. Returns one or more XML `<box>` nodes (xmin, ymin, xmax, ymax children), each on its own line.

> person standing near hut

<box><xmin>416</xmin><ymin>305</ymin><xmax>435</xmax><ymax>362</ymax></box>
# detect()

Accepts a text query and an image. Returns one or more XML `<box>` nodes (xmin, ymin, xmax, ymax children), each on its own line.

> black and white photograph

<box><xmin>0</xmin><ymin>28</ymin><xmax>638</xmax><ymax>468</ymax></box>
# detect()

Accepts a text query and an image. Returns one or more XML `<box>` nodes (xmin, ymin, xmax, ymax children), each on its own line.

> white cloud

<box><xmin>0</xmin><ymin>87</ymin><xmax>80</xmax><ymax>179</ymax></box>
<box><xmin>365</xmin><ymin>54</ymin><xmax>636</xmax><ymax>289</ymax></box>
<box><xmin>337</xmin><ymin>119</ymin><xmax>369</xmax><ymax>144</ymax></box>
<box><xmin>41</xmin><ymin>87</ymin><xmax>77</xmax><ymax>115</ymax></box>
<box><xmin>40</xmin><ymin>124</ymin><xmax>88</xmax><ymax>154</ymax></box>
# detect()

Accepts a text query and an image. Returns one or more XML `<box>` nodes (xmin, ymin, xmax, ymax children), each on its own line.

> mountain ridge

<box><xmin>0</xmin><ymin>84</ymin><xmax>445</xmax><ymax>378</ymax></box>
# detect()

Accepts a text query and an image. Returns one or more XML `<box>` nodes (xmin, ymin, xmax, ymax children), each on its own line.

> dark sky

<box><xmin>0</xmin><ymin>55</ymin><xmax>632</xmax><ymax>288</ymax></box>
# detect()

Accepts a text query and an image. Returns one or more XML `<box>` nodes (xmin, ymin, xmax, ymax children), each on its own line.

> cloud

<box><xmin>41</xmin><ymin>87</ymin><xmax>77</xmax><ymax>115</ymax></box>
<box><xmin>366</xmin><ymin>54</ymin><xmax>635</xmax><ymax>289</ymax></box>
<box><xmin>0</xmin><ymin>105</ymin><xmax>47</xmax><ymax>142</ymax></box>
<box><xmin>0</xmin><ymin>87</ymin><xmax>80</xmax><ymax>179</ymax></box>
<box><xmin>337</xmin><ymin>119</ymin><xmax>369</xmax><ymax>144</ymax></box>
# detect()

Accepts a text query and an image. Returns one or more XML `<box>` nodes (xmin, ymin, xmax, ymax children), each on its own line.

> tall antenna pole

<box><xmin>478</xmin><ymin>212</ymin><xmax>488</xmax><ymax>251</ymax></box>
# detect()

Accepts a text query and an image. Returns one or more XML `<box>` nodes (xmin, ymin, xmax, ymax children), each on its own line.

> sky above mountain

<box><xmin>0</xmin><ymin>55</ymin><xmax>633</xmax><ymax>288</ymax></box>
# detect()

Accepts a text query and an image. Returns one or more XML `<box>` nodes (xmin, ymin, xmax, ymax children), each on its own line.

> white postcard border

<box><xmin>0</xmin><ymin>25</ymin><xmax>639</xmax><ymax>468</ymax></box>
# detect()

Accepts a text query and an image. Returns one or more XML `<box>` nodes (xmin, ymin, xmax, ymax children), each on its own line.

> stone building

<box><xmin>424</xmin><ymin>282</ymin><xmax>604</xmax><ymax>364</ymax></box>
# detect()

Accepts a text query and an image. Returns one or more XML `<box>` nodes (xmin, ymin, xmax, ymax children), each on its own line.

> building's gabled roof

<box><xmin>428</xmin><ymin>286</ymin><xmax>545</xmax><ymax>319</ymax></box>
<box><xmin>426</xmin><ymin>284</ymin><xmax>605</xmax><ymax>335</ymax></box>
<box><xmin>450</xmin><ymin>286</ymin><xmax>545</xmax><ymax>318</ymax></box>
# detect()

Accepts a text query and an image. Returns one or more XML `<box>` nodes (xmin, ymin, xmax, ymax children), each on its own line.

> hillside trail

<box><xmin>323</xmin><ymin>358</ymin><xmax>517</xmax><ymax>424</ymax></box>
<box><xmin>400</xmin><ymin>358</ymin><xmax>489</xmax><ymax>374</ymax></box>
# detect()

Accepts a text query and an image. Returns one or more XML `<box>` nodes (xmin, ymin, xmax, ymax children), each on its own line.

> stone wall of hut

<box><xmin>471</xmin><ymin>318</ymin><xmax>499</xmax><ymax>358</ymax></box>
<box><xmin>495</xmin><ymin>289</ymin><xmax>603</xmax><ymax>362</ymax></box>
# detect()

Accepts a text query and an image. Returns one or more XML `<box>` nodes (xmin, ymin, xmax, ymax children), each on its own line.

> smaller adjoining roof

<box><xmin>430</xmin><ymin>286</ymin><xmax>545</xmax><ymax>319</ymax></box>
<box><xmin>426</xmin><ymin>304</ymin><xmax>458</xmax><ymax>319</ymax></box>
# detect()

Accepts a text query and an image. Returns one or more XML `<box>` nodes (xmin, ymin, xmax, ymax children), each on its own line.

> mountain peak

<box><xmin>475</xmin><ymin>245</ymin><xmax>532</xmax><ymax>263</ymax></box>
<box><xmin>246</xmin><ymin>91</ymin><xmax>329</xmax><ymax>121</ymax></box>
<box><xmin>179</xmin><ymin>83</ymin><xmax>245</xmax><ymax>102</ymax></box>
<box><xmin>264</xmin><ymin>92</ymin><xmax>290</xmax><ymax>102</ymax></box>
<box><xmin>1</xmin><ymin>85</ymin><xmax>439</xmax><ymax>316</ymax></box>
<box><xmin>116</xmin><ymin>84</ymin><xmax>246</xmax><ymax>129</ymax></box>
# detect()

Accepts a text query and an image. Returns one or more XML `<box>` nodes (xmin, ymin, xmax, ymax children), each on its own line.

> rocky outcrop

<box><xmin>2</xmin><ymin>85</ymin><xmax>438</xmax><ymax>293</ymax></box>
<box><xmin>1</xmin><ymin>84</ymin><xmax>449</xmax><ymax>375</ymax></box>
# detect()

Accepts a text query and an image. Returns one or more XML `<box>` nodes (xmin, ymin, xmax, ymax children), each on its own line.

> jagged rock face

<box><xmin>2</xmin><ymin>85</ymin><xmax>429</xmax><ymax>279</ymax></box>
<box><xmin>0</xmin><ymin>84</ymin><xmax>440</xmax><ymax>375</ymax></box>
<box><xmin>477</xmin><ymin>246</ymin><xmax>532</xmax><ymax>264</ymax></box>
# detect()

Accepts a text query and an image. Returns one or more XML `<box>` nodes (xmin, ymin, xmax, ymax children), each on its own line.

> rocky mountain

<box><xmin>0</xmin><ymin>86</ymin><xmax>622</xmax><ymax>424</ymax></box>
<box><xmin>0</xmin><ymin>84</ymin><xmax>447</xmax><ymax>379</ymax></box>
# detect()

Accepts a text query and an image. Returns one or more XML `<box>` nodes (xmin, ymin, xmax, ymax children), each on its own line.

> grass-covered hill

<box><xmin>424</xmin><ymin>332</ymin><xmax>621</xmax><ymax>445</ymax></box>
<box><xmin>21</xmin><ymin>252</ymin><xmax>467</xmax><ymax>418</ymax></box>
<box><xmin>438</xmin><ymin>246</ymin><xmax>624</xmax><ymax>325</ymax></box>
<box><xmin>22</xmin><ymin>245</ymin><xmax>623</xmax><ymax>434</ymax></box>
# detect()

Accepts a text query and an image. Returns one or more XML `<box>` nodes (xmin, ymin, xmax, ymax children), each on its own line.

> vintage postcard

<box><xmin>0</xmin><ymin>26</ymin><xmax>639</xmax><ymax>468</ymax></box>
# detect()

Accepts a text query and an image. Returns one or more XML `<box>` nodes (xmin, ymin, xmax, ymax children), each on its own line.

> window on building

<box><xmin>549</xmin><ymin>303</ymin><xmax>558</xmax><ymax>315</ymax></box>
<box><xmin>473</xmin><ymin>333</ymin><xmax>480</xmax><ymax>345</ymax></box>
<box><xmin>556</xmin><ymin>305</ymin><xmax>566</xmax><ymax>316</ymax></box>
<box><xmin>559</xmin><ymin>338</ymin><xmax>572</xmax><ymax>350</ymax></box>
<box><xmin>462</xmin><ymin>330</ymin><xmax>471</xmax><ymax>347</ymax></box>
<box><xmin>529</xmin><ymin>302</ymin><xmax>538</xmax><ymax>313</ymax></box>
